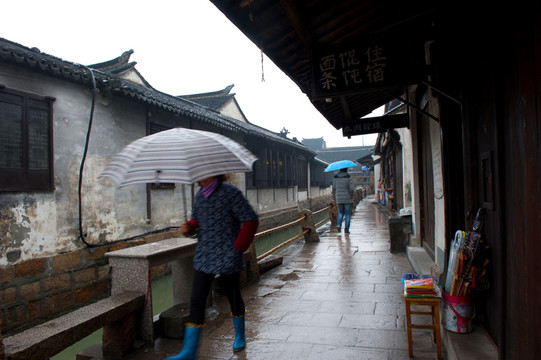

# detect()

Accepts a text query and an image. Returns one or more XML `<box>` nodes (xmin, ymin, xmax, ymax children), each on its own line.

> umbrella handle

<box><xmin>182</xmin><ymin>184</ymin><xmax>188</xmax><ymax>222</ymax></box>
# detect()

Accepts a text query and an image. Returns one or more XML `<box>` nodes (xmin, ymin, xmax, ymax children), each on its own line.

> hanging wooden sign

<box><xmin>311</xmin><ymin>38</ymin><xmax>422</xmax><ymax>98</ymax></box>
<box><xmin>342</xmin><ymin>114</ymin><xmax>409</xmax><ymax>137</ymax></box>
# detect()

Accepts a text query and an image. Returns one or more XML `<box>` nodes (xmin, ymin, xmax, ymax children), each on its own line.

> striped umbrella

<box><xmin>100</xmin><ymin>128</ymin><xmax>257</xmax><ymax>186</ymax></box>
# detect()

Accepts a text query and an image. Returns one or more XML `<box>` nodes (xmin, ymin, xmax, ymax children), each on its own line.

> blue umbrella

<box><xmin>362</xmin><ymin>165</ymin><xmax>370</xmax><ymax>171</ymax></box>
<box><xmin>324</xmin><ymin>160</ymin><xmax>358</xmax><ymax>172</ymax></box>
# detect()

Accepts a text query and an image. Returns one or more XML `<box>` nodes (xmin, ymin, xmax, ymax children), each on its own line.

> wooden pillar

<box><xmin>299</xmin><ymin>209</ymin><xmax>319</xmax><ymax>242</ymax></box>
<box><xmin>329</xmin><ymin>201</ymin><xmax>338</xmax><ymax>227</ymax></box>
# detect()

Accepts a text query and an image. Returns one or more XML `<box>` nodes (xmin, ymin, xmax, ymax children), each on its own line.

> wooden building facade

<box><xmin>211</xmin><ymin>2</ymin><xmax>541</xmax><ymax>357</ymax></box>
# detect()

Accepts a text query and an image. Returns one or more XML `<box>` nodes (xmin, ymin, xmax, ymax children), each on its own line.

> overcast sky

<box><xmin>1</xmin><ymin>0</ymin><xmax>381</xmax><ymax>147</ymax></box>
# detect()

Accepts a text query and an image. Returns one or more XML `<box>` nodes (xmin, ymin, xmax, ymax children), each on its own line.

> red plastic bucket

<box><xmin>441</xmin><ymin>292</ymin><xmax>472</xmax><ymax>333</ymax></box>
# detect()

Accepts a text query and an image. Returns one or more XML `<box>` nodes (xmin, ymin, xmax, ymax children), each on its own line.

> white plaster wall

<box><xmin>220</xmin><ymin>101</ymin><xmax>246</xmax><ymax>122</ymax></box>
<box><xmin>0</xmin><ymin>65</ymin><xmax>189</xmax><ymax>263</ymax></box>
<box><xmin>429</xmin><ymin>103</ymin><xmax>446</xmax><ymax>270</ymax></box>
<box><xmin>311</xmin><ymin>186</ymin><xmax>332</xmax><ymax>198</ymax></box>
<box><xmin>0</xmin><ymin>64</ymin><xmax>333</xmax><ymax>265</ymax></box>
<box><xmin>396</xmin><ymin>127</ymin><xmax>417</xmax><ymax>242</ymax></box>
<box><xmin>398</xmin><ymin>128</ymin><xmax>414</xmax><ymax>210</ymax></box>
<box><xmin>246</xmin><ymin>187</ymin><xmax>300</xmax><ymax>214</ymax></box>
<box><xmin>0</xmin><ymin>65</ymin><xmax>119</xmax><ymax>263</ymax></box>
<box><xmin>297</xmin><ymin>190</ymin><xmax>309</xmax><ymax>202</ymax></box>
<box><xmin>374</xmin><ymin>161</ymin><xmax>382</xmax><ymax>202</ymax></box>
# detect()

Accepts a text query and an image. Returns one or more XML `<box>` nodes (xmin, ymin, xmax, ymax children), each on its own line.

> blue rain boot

<box><xmin>232</xmin><ymin>314</ymin><xmax>246</xmax><ymax>352</ymax></box>
<box><xmin>166</xmin><ymin>323</ymin><xmax>203</xmax><ymax>360</ymax></box>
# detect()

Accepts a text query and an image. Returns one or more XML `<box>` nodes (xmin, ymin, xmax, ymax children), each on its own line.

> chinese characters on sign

<box><xmin>311</xmin><ymin>38</ymin><xmax>419</xmax><ymax>98</ymax></box>
<box><xmin>342</xmin><ymin>119</ymin><xmax>384</xmax><ymax>137</ymax></box>
<box><xmin>342</xmin><ymin>114</ymin><xmax>409</xmax><ymax>137</ymax></box>
<box><xmin>318</xmin><ymin>46</ymin><xmax>386</xmax><ymax>92</ymax></box>
<box><xmin>343</xmin><ymin>120</ymin><xmax>383</xmax><ymax>135</ymax></box>
<box><xmin>365</xmin><ymin>46</ymin><xmax>387</xmax><ymax>83</ymax></box>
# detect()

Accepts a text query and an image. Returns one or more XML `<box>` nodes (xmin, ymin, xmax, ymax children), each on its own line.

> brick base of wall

<box><xmin>0</xmin><ymin>199</ymin><xmax>335</xmax><ymax>336</ymax></box>
<box><xmin>0</xmin><ymin>230</ymin><xmax>181</xmax><ymax>336</ymax></box>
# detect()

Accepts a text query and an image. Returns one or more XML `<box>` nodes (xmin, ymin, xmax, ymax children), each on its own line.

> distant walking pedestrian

<box><xmin>332</xmin><ymin>168</ymin><xmax>354</xmax><ymax>234</ymax></box>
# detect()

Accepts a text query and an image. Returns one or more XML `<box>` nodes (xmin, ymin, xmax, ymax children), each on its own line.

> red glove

<box><xmin>234</xmin><ymin>220</ymin><xmax>259</xmax><ymax>253</ymax></box>
<box><xmin>182</xmin><ymin>219</ymin><xmax>199</xmax><ymax>237</ymax></box>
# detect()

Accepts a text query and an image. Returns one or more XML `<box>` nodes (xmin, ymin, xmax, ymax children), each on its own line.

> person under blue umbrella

<box><xmin>332</xmin><ymin>168</ymin><xmax>355</xmax><ymax>234</ymax></box>
<box><xmin>166</xmin><ymin>174</ymin><xmax>259</xmax><ymax>360</ymax></box>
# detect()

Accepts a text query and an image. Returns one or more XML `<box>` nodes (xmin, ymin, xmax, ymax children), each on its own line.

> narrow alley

<box><xmin>144</xmin><ymin>195</ymin><xmax>442</xmax><ymax>359</ymax></box>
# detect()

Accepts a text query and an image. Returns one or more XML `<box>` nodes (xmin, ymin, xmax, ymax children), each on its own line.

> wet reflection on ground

<box><xmin>81</xmin><ymin>196</ymin><xmax>443</xmax><ymax>360</ymax></box>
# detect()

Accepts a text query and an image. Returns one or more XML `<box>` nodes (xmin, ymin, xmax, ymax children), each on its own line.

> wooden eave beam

<box><xmin>239</xmin><ymin>0</ymin><xmax>255</xmax><ymax>8</ymax></box>
<box><xmin>279</xmin><ymin>0</ymin><xmax>312</xmax><ymax>46</ymax></box>
<box><xmin>339</xmin><ymin>95</ymin><xmax>353</xmax><ymax>123</ymax></box>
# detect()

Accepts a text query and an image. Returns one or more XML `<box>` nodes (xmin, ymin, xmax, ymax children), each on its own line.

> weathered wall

<box><xmin>247</xmin><ymin>187</ymin><xmax>296</xmax><ymax>213</ymax></box>
<box><xmin>0</xmin><ymin>62</ymin><xmax>334</xmax><ymax>336</ymax></box>
<box><xmin>0</xmin><ymin>64</ymin><xmax>192</xmax><ymax>265</ymax></box>
<box><xmin>219</xmin><ymin>100</ymin><xmax>246</xmax><ymax>122</ymax></box>
<box><xmin>0</xmin><ymin>195</ymin><xmax>334</xmax><ymax>335</ymax></box>
<box><xmin>428</xmin><ymin>98</ymin><xmax>446</xmax><ymax>271</ymax></box>
<box><xmin>246</xmin><ymin>185</ymin><xmax>332</xmax><ymax>215</ymax></box>
<box><xmin>310</xmin><ymin>185</ymin><xmax>332</xmax><ymax>199</ymax></box>
<box><xmin>397</xmin><ymin>127</ymin><xmax>414</xmax><ymax>210</ymax></box>
<box><xmin>0</xmin><ymin>230</ymin><xmax>179</xmax><ymax>336</ymax></box>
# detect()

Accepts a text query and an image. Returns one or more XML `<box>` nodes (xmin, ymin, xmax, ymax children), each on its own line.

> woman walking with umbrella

<box><xmin>100</xmin><ymin>128</ymin><xmax>260</xmax><ymax>359</ymax></box>
<box><xmin>167</xmin><ymin>174</ymin><xmax>259</xmax><ymax>360</ymax></box>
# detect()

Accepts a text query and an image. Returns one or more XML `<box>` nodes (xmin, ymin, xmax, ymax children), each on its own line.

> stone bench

<box><xmin>105</xmin><ymin>237</ymin><xmax>197</xmax><ymax>345</ymax></box>
<box><xmin>3</xmin><ymin>291</ymin><xmax>145</xmax><ymax>360</ymax></box>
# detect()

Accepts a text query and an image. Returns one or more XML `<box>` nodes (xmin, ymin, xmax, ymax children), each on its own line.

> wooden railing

<box><xmin>313</xmin><ymin>204</ymin><xmax>332</xmax><ymax>228</ymax></box>
<box><xmin>0</xmin><ymin>204</ymin><xmax>338</xmax><ymax>360</ymax></box>
<box><xmin>255</xmin><ymin>204</ymin><xmax>332</xmax><ymax>261</ymax></box>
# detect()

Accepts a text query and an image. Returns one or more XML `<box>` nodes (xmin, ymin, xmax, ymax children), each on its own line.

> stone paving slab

<box><xmin>127</xmin><ymin>196</ymin><xmax>445</xmax><ymax>359</ymax></box>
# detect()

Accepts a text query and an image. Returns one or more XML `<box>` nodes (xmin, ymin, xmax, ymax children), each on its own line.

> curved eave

<box><xmin>0</xmin><ymin>37</ymin><xmax>314</xmax><ymax>156</ymax></box>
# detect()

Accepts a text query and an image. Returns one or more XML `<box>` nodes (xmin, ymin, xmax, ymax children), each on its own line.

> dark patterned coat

<box><xmin>192</xmin><ymin>182</ymin><xmax>258</xmax><ymax>274</ymax></box>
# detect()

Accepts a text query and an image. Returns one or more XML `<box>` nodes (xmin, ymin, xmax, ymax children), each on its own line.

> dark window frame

<box><xmin>297</xmin><ymin>158</ymin><xmax>308</xmax><ymax>190</ymax></box>
<box><xmin>0</xmin><ymin>86</ymin><xmax>54</xmax><ymax>191</ymax></box>
<box><xmin>246</xmin><ymin>142</ymin><xmax>303</xmax><ymax>189</ymax></box>
<box><xmin>310</xmin><ymin>161</ymin><xmax>329</xmax><ymax>187</ymax></box>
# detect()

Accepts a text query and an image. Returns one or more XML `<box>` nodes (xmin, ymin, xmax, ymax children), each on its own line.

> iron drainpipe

<box><xmin>146</xmin><ymin>109</ymin><xmax>152</xmax><ymax>223</ymax></box>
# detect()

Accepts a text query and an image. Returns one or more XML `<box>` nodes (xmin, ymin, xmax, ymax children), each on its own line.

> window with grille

<box><xmin>297</xmin><ymin>158</ymin><xmax>308</xmax><ymax>190</ymax></box>
<box><xmin>0</xmin><ymin>87</ymin><xmax>54</xmax><ymax>191</ymax></box>
<box><xmin>246</xmin><ymin>145</ymin><xmax>301</xmax><ymax>189</ymax></box>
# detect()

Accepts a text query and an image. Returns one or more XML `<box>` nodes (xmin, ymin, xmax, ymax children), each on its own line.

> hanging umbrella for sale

<box><xmin>323</xmin><ymin>160</ymin><xmax>358</xmax><ymax>172</ymax></box>
<box><xmin>100</xmin><ymin>128</ymin><xmax>258</xmax><ymax>186</ymax></box>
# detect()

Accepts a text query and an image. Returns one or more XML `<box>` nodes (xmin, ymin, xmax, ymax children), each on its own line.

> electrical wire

<box><xmin>76</xmin><ymin>66</ymin><xmax>180</xmax><ymax>249</ymax></box>
<box><xmin>77</xmin><ymin>66</ymin><xmax>97</xmax><ymax>249</ymax></box>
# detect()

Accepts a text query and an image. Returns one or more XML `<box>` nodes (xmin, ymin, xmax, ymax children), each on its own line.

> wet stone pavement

<box><xmin>138</xmin><ymin>196</ymin><xmax>444</xmax><ymax>359</ymax></box>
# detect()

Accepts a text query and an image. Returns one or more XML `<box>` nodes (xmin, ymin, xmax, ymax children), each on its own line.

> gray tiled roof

<box><xmin>301</xmin><ymin>137</ymin><xmax>326</xmax><ymax>151</ymax></box>
<box><xmin>179</xmin><ymin>84</ymin><xmax>235</xmax><ymax>111</ymax></box>
<box><xmin>0</xmin><ymin>37</ymin><xmax>313</xmax><ymax>154</ymax></box>
<box><xmin>315</xmin><ymin>146</ymin><xmax>373</xmax><ymax>163</ymax></box>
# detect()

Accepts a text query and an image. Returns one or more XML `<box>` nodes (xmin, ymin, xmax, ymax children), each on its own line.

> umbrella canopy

<box><xmin>100</xmin><ymin>128</ymin><xmax>258</xmax><ymax>186</ymax></box>
<box><xmin>323</xmin><ymin>160</ymin><xmax>358</xmax><ymax>172</ymax></box>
